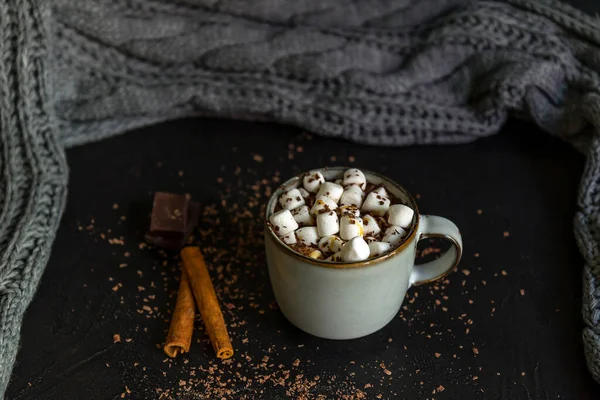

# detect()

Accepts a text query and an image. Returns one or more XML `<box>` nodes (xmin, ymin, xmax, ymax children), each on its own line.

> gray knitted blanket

<box><xmin>2</xmin><ymin>0</ymin><xmax>600</xmax><ymax>395</ymax></box>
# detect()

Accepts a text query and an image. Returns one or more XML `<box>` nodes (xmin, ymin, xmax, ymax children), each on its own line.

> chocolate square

<box><xmin>145</xmin><ymin>192</ymin><xmax>199</xmax><ymax>250</ymax></box>
<box><xmin>149</xmin><ymin>192</ymin><xmax>189</xmax><ymax>234</ymax></box>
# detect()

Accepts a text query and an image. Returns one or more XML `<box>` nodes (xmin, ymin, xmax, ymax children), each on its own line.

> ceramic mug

<box><xmin>264</xmin><ymin>167</ymin><xmax>463</xmax><ymax>340</ymax></box>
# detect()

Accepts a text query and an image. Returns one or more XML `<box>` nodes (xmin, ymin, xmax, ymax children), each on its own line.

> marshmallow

<box><xmin>298</xmin><ymin>188</ymin><xmax>310</xmax><ymax>199</ymax></box>
<box><xmin>362</xmin><ymin>214</ymin><xmax>381</xmax><ymax>236</ymax></box>
<box><xmin>343</xmin><ymin>168</ymin><xmax>367</xmax><ymax>190</ymax></box>
<box><xmin>327</xmin><ymin>251</ymin><xmax>343</xmax><ymax>262</ymax></box>
<box><xmin>368</xmin><ymin>241</ymin><xmax>393</xmax><ymax>257</ymax></box>
<box><xmin>296</xmin><ymin>226</ymin><xmax>319</xmax><ymax>246</ymax></box>
<box><xmin>316</xmin><ymin>211</ymin><xmax>339</xmax><ymax>237</ymax></box>
<box><xmin>318</xmin><ymin>235</ymin><xmax>345</xmax><ymax>253</ymax></box>
<box><xmin>308</xmin><ymin>249</ymin><xmax>323</xmax><ymax>259</ymax></box>
<box><xmin>382</xmin><ymin>225</ymin><xmax>407</xmax><ymax>246</ymax></box>
<box><xmin>340</xmin><ymin>236</ymin><xmax>370</xmax><ymax>262</ymax></box>
<box><xmin>375</xmin><ymin>216</ymin><xmax>388</xmax><ymax>227</ymax></box>
<box><xmin>361</xmin><ymin>192</ymin><xmax>391</xmax><ymax>217</ymax></box>
<box><xmin>310</xmin><ymin>195</ymin><xmax>338</xmax><ymax>215</ymax></box>
<box><xmin>340</xmin><ymin>215</ymin><xmax>364</xmax><ymax>240</ymax></box>
<box><xmin>303</xmin><ymin>171</ymin><xmax>325</xmax><ymax>193</ymax></box>
<box><xmin>372</xmin><ymin>186</ymin><xmax>389</xmax><ymax>198</ymax></box>
<box><xmin>334</xmin><ymin>179</ymin><xmax>343</xmax><ymax>186</ymax></box>
<box><xmin>339</xmin><ymin>185</ymin><xmax>364</xmax><ymax>208</ymax></box>
<box><xmin>364</xmin><ymin>236</ymin><xmax>377</xmax><ymax>243</ymax></box>
<box><xmin>279</xmin><ymin>188</ymin><xmax>306</xmax><ymax>210</ymax></box>
<box><xmin>387</xmin><ymin>204</ymin><xmax>414</xmax><ymax>228</ymax></box>
<box><xmin>291</xmin><ymin>205</ymin><xmax>314</xmax><ymax>226</ymax></box>
<box><xmin>281</xmin><ymin>233</ymin><xmax>297</xmax><ymax>245</ymax></box>
<box><xmin>269</xmin><ymin>209</ymin><xmax>299</xmax><ymax>236</ymax></box>
<box><xmin>316</xmin><ymin>182</ymin><xmax>344</xmax><ymax>203</ymax></box>
<box><xmin>338</xmin><ymin>205</ymin><xmax>360</xmax><ymax>218</ymax></box>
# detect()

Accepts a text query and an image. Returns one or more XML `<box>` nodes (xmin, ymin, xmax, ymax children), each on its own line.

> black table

<box><xmin>5</xmin><ymin>117</ymin><xmax>600</xmax><ymax>399</ymax></box>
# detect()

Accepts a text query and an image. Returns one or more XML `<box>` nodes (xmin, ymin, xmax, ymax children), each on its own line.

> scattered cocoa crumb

<box><xmin>476</xmin><ymin>209</ymin><xmax>482</xmax><ymax>215</ymax></box>
<box><xmin>503</xmin><ymin>231</ymin><xmax>510</xmax><ymax>237</ymax></box>
<box><xmin>520</xmin><ymin>289</ymin><xmax>525</xmax><ymax>296</ymax></box>
<box><xmin>120</xmin><ymin>386</ymin><xmax>131</xmax><ymax>398</ymax></box>
<box><xmin>461</xmin><ymin>269</ymin><xmax>470</xmax><ymax>276</ymax></box>
<box><xmin>501</xmin><ymin>270</ymin><xmax>507</xmax><ymax>276</ymax></box>
<box><xmin>112</xmin><ymin>203</ymin><xmax>119</xmax><ymax>210</ymax></box>
<box><xmin>348</xmin><ymin>156</ymin><xmax>356</xmax><ymax>162</ymax></box>
<box><xmin>472</xmin><ymin>347</ymin><xmax>479</xmax><ymax>355</ymax></box>
<box><xmin>253</xmin><ymin>154</ymin><xmax>263</xmax><ymax>163</ymax></box>
<box><xmin>71</xmin><ymin>164</ymin><xmax>505</xmax><ymax>399</ymax></box>
<box><xmin>113</xmin><ymin>334</ymin><xmax>121</xmax><ymax>343</ymax></box>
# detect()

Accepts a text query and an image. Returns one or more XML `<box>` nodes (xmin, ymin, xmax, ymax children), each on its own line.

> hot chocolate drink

<box><xmin>268</xmin><ymin>168</ymin><xmax>415</xmax><ymax>262</ymax></box>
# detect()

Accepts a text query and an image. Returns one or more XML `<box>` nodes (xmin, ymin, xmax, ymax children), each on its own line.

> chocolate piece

<box><xmin>145</xmin><ymin>192</ymin><xmax>200</xmax><ymax>250</ymax></box>
<box><xmin>150</xmin><ymin>192</ymin><xmax>189</xmax><ymax>233</ymax></box>
<box><xmin>145</xmin><ymin>231</ymin><xmax>184</xmax><ymax>251</ymax></box>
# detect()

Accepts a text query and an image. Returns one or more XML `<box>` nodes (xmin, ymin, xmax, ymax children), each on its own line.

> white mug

<box><xmin>264</xmin><ymin>167</ymin><xmax>463</xmax><ymax>340</ymax></box>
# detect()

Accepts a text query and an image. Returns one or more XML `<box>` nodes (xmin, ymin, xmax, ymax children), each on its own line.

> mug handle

<box><xmin>409</xmin><ymin>215</ymin><xmax>463</xmax><ymax>286</ymax></box>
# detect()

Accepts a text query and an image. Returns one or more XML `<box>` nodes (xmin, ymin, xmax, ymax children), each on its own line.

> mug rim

<box><xmin>264</xmin><ymin>166</ymin><xmax>420</xmax><ymax>270</ymax></box>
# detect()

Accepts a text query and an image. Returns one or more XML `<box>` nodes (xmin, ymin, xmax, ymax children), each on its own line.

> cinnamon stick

<box><xmin>163</xmin><ymin>270</ymin><xmax>195</xmax><ymax>358</ymax></box>
<box><xmin>180</xmin><ymin>246</ymin><xmax>234</xmax><ymax>360</ymax></box>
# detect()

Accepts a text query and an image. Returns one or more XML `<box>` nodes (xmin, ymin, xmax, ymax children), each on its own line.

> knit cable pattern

<box><xmin>0</xmin><ymin>0</ymin><xmax>69</xmax><ymax>395</ymax></box>
<box><xmin>3</xmin><ymin>0</ymin><xmax>600</xmax><ymax>394</ymax></box>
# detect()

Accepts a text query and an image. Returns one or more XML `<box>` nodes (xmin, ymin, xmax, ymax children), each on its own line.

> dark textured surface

<box><xmin>7</xmin><ymin>0</ymin><xmax>600</xmax><ymax>395</ymax></box>
<box><xmin>6</xmin><ymin>118</ymin><xmax>600</xmax><ymax>399</ymax></box>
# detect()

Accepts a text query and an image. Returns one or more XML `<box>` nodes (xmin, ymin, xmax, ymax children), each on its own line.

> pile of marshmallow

<box><xmin>268</xmin><ymin>168</ymin><xmax>414</xmax><ymax>262</ymax></box>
